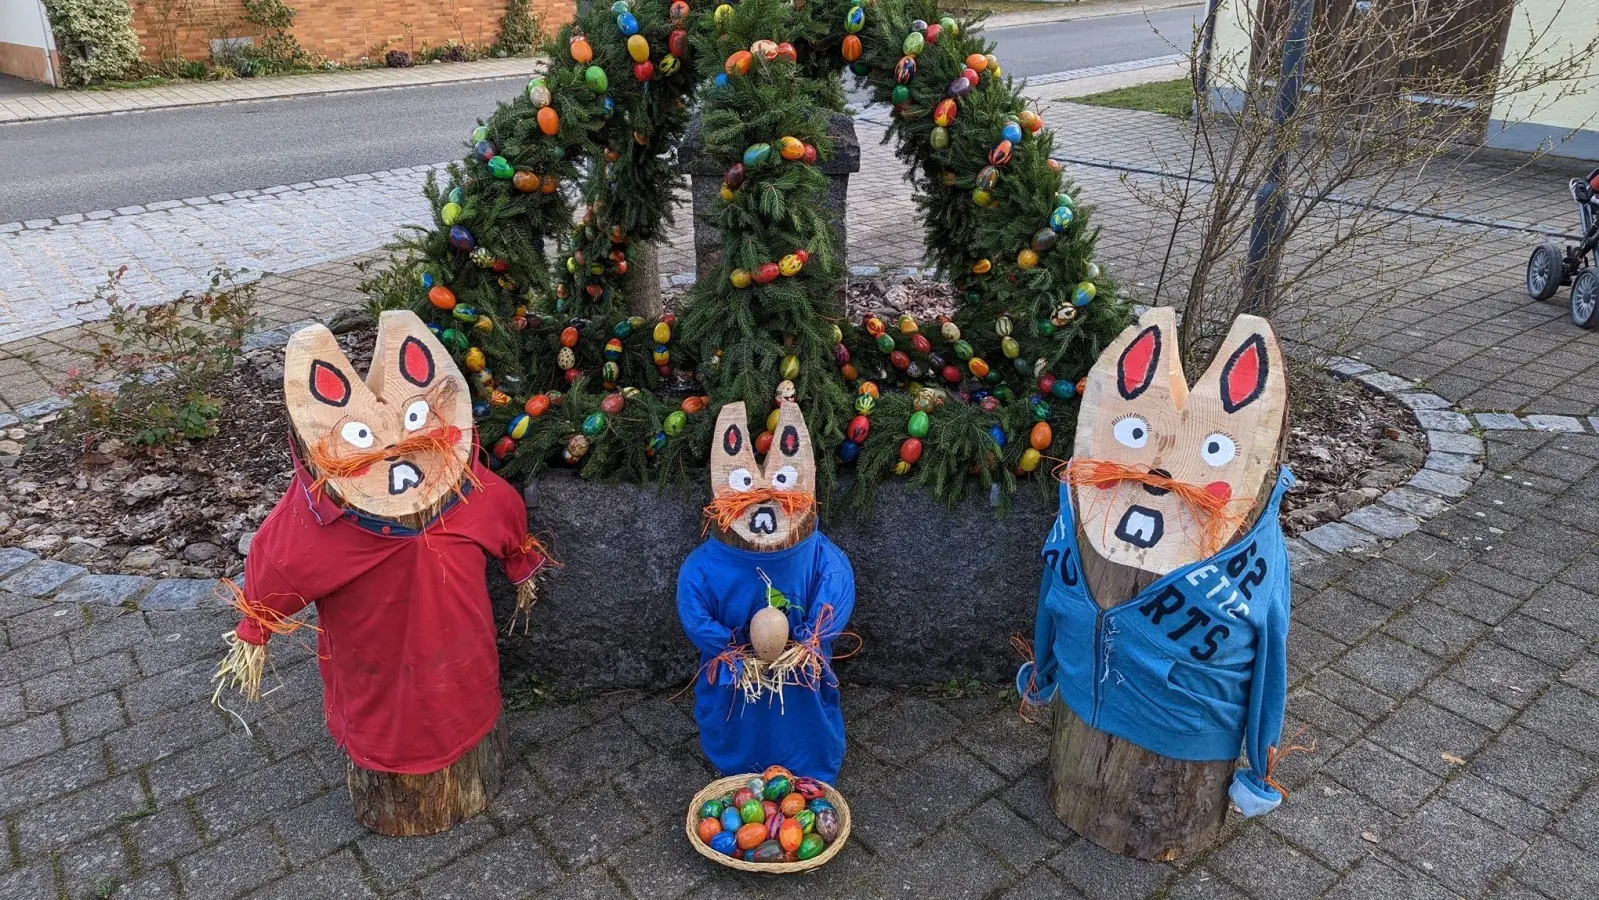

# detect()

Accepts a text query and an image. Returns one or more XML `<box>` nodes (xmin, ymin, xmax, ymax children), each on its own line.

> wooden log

<box><xmin>1047</xmin><ymin>309</ymin><xmax>1289</xmax><ymax>860</ymax></box>
<box><xmin>347</xmin><ymin>722</ymin><xmax>507</xmax><ymax>836</ymax></box>
<box><xmin>622</xmin><ymin>241</ymin><xmax>663</xmax><ymax>320</ymax></box>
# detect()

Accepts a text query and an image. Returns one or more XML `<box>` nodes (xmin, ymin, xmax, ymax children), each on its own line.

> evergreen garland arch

<box><xmin>385</xmin><ymin>0</ymin><xmax>1133</xmax><ymax>511</ymax></box>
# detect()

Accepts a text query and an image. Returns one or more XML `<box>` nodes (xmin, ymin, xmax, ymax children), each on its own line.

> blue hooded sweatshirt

<box><xmin>677</xmin><ymin>530</ymin><xmax>855</xmax><ymax>784</ymax></box>
<box><xmin>1017</xmin><ymin>469</ymin><xmax>1295</xmax><ymax>817</ymax></box>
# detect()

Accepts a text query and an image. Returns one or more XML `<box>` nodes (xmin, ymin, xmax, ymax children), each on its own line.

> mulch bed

<box><xmin>0</xmin><ymin>278</ymin><xmax>1423</xmax><ymax>579</ymax></box>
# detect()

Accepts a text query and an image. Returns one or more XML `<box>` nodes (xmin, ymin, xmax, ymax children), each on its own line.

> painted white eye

<box><xmin>771</xmin><ymin>465</ymin><xmax>799</xmax><ymax>489</ymax></box>
<box><xmin>727</xmin><ymin>467</ymin><xmax>755</xmax><ymax>491</ymax></box>
<box><xmin>1113</xmin><ymin>416</ymin><xmax>1150</xmax><ymax>449</ymax></box>
<box><xmin>1201</xmin><ymin>433</ymin><xmax>1236</xmax><ymax>467</ymax></box>
<box><xmin>403</xmin><ymin>400</ymin><xmax>430</xmax><ymax>432</ymax></box>
<box><xmin>341</xmin><ymin>421</ymin><xmax>375</xmax><ymax>449</ymax></box>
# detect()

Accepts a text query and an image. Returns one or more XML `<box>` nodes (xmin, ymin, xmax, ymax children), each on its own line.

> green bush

<box><xmin>61</xmin><ymin>267</ymin><xmax>261</xmax><ymax>448</ymax></box>
<box><xmin>495</xmin><ymin>0</ymin><xmax>543</xmax><ymax>56</ymax></box>
<box><xmin>241</xmin><ymin>0</ymin><xmax>308</xmax><ymax>71</ymax></box>
<box><xmin>43</xmin><ymin>0</ymin><xmax>145</xmax><ymax>86</ymax></box>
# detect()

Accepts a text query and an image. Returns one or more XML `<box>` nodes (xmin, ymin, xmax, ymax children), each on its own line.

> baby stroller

<box><xmin>1527</xmin><ymin>167</ymin><xmax>1599</xmax><ymax>328</ymax></box>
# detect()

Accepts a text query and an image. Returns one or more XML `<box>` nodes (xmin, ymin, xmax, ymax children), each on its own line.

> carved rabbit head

<box><xmin>708</xmin><ymin>401</ymin><xmax>818</xmax><ymax>551</ymax></box>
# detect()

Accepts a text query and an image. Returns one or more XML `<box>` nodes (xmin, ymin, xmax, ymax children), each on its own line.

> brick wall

<box><xmin>129</xmin><ymin>0</ymin><xmax>576</xmax><ymax>66</ymax></box>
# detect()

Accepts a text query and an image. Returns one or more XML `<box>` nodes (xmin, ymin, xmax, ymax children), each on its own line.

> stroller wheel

<box><xmin>1572</xmin><ymin>269</ymin><xmax>1599</xmax><ymax>329</ymax></box>
<box><xmin>1527</xmin><ymin>242</ymin><xmax>1563</xmax><ymax>300</ymax></box>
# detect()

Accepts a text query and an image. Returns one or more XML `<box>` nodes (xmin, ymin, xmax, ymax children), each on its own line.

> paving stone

<box><xmin>1492</xmin><ymin>614</ymin><xmax>1590</xmax><ymax>668</ymax></box>
<box><xmin>607</xmin><ymin>825</ymin><xmax>712</xmax><ymax>900</ymax></box>
<box><xmin>1518</xmin><ymin>684</ymin><xmax>1599</xmax><ymax>753</ymax></box>
<box><xmin>527</xmin><ymin>719</ymin><xmax>654</xmax><ymax>800</ymax></box>
<box><xmin>61</xmin><ymin>690</ymin><xmax>127</xmax><ymax>743</ymax></box>
<box><xmin>535</xmin><ymin>866</ymin><xmax>631</xmax><ymax>900</ymax></box>
<box><xmin>958</xmin><ymin>796</ymin><xmax>1058</xmax><ymax>871</ymax></box>
<box><xmin>954</xmin><ymin>703</ymin><xmax>1050</xmax><ymax>777</ymax></box>
<box><xmin>1358</xmin><ymin>371</ymin><xmax>1416</xmax><ymax>393</ymax></box>
<box><xmin>1323</xmin><ymin>740</ymin><xmax>1443</xmax><ymax>815</ymax></box>
<box><xmin>876</xmin><ymin>743</ymin><xmax>1006</xmax><ymax>831</ymax></box>
<box><xmin>23</xmin><ymin>649</ymin><xmax>139</xmax><ymax>709</ymax></box>
<box><xmin>535</xmin><ymin>781</ymin><xmax>646</xmax><ymax>870</ymax></box>
<box><xmin>1263</xmin><ymin>778</ymin><xmax>1399</xmax><ymax>868</ymax></box>
<box><xmin>1522</xmin><ymin>580</ymin><xmax>1599</xmax><ymax>636</ymax></box>
<box><xmin>0</xmin><ymin>559</ymin><xmax>86</xmax><ymax>596</ymax></box>
<box><xmin>179</xmin><ymin>825</ymin><xmax>287</xmax><ymax>898</ymax></box>
<box><xmin>996</xmin><ymin>868</ymin><xmax>1089</xmax><ymax>900</ymax></box>
<box><xmin>1424</xmin><ymin>430</ymin><xmax>1485</xmax><ymax>456</ymax></box>
<box><xmin>1295</xmin><ymin>589</ymin><xmax>1391</xmax><ymax>644</ymax></box>
<box><xmin>852</xmin><ymin>695</ymin><xmax>962</xmax><ymax>761</ymax></box>
<box><xmin>53</xmin><ymin>574</ymin><xmax>153</xmax><ymax>607</ymax></box>
<box><xmin>1524</xmin><ymin>414</ymin><xmax>1584</xmax><ymax>432</ymax></box>
<box><xmin>148</xmin><ymin>732</ymin><xmax>276</xmax><ymax>804</ymax></box>
<box><xmin>1470</xmin><ymin>726</ymin><xmax>1597</xmax><ymax>812</ymax></box>
<box><xmin>0</xmin><ymin>712</ymin><xmax>64</xmax><ymax>770</ymax></box>
<box><xmin>1423</xmin><ymin>452</ymin><xmax>1481</xmax><ymax>478</ymax></box>
<box><xmin>1383</xmin><ymin>798</ymin><xmax>1526</xmax><ymax>895</ymax></box>
<box><xmin>0</xmin><ymin>546</ymin><xmax>39</xmax><ymax>578</ymax></box>
<box><xmin>1474</xmin><ymin>412</ymin><xmax>1527</xmax><ymax>430</ymax></box>
<box><xmin>1438</xmin><ymin>773</ymin><xmax>1553</xmax><ymax>840</ymax></box>
<box><xmin>1323</xmin><ymin>856</ymin><xmax>1464</xmax><ymax>900</ymax></box>
<box><xmin>1405</xmin><ymin>468</ymin><xmax>1473</xmax><ymax>497</ymax></box>
<box><xmin>1379</xmin><ymin>487</ymin><xmax>1452</xmax><ymax>520</ymax></box>
<box><xmin>0</xmin><ymin>862</ymin><xmax>58</xmax><ymax>900</ymax></box>
<box><xmin>1303</xmin><ymin>522</ymin><xmax>1381</xmax><ymax>554</ymax></box>
<box><xmin>139</xmin><ymin>578</ymin><xmax>222</xmax><ymax>611</ymax></box>
<box><xmin>1335</xmin><ymin>635</ymin><xmax>1441</xmax><ymax>698</ymax></box>
<box><xmin>1344</xmin><ymin>505</ymin><xmax>1424</xmax><ymax>541</ymax></box>
<box><xmin>121</xmin><ymin>661</ymin><xmax>215</xmax><ymax>722</ymax></box>
<box><xmin>858</xmin><ymin>825</ymin><xmax>1021</xmax><ymax>899</ymax></box>
<box><xmin>1382</xmin><ymin>600</ymin><xmax>1488</xmax><ymax>659</ymax></box>
<box><xmin>1380</xmin><ymin>533</ymin><xmax>1474</xmax><ymax>576</ymax></box>
<box><xmin>16</xmin><ymin>773</ymin><xmax>148</xmax><ymax>854</ymax></box>
<box><xmin>1420</xmin><ymin>677</ymin><xmax>1516</xmax><ymax>731</ymax></box>
<box><xmin>1425</xmin><ymin>577</ymin><xmax>1520</xmax><ymax>624</ymax></box>
<box><xmin>113</xmin><ymin>868</ymin><xmax>182</xmax><ymax>899</ymax></box>
<box><xmin>1305</xmin><ymin>669</ymin><xmax>1399</xmax><ymax>722</ymax></box>
<box><xmin>6</xmin><ymin>600</ymin><xmax>88</xmax><ymax>645</ymax></box>
<box><xmin>414</xmin><ymin>829</ymin><xmax>562</xmax><ymax>900</ymax></box>
<box><xmin>270</xmin><ymin>789</ymin><xmax>370</xmax><ymax>866</ymax></box>
<box><xmin>247</xmin><ymin>849</ymin><xmax>375</xmax><ymax>900</ymax></box>
<box><xmin>1396</xmin><ymin>392</ymin><xmax>1451</xmax><ymax>410</ymax></box>
<box><xmin>126</xmin><ymin>803</ymin><xmax>204</xmax><ymax>868</ymax></box>
<box><xmin>67</xmin><ymin>609</ymin><xmax>154</xmax><ymax>662</ymax></box>
<box><xmin>618</xmin><ymin>695</ymin><xmax>699</xmax><ymax>751</ymax></box>
<box><xmin>1368</xmin><ymin>698</ymin><xmax>1492</xmax><ymax>776</ymax></box>
<box><xmin>60</xmin><ymin>829</ymin><xmax>134</xmax><ymax>900</ymax></box>
<box><xmin>1415</xmin><ymin>410</ymin><xmax>1471</xmax><ymax>432</ymax></box>
<box><xmin>197</xmin><ymin>752</ymin><xmax>330</xmax><ymax>837</ymax></box>
<box><xmin>1514</xmin><ymin>834</ymin><xmax>1599</xmax><ymax>900</ymax></box>
<box><xmin>357</xmin><ymin>818</ymin><xmax>498</xmax><ymax>894</ymax></box>
<box><xmin>1208</xmin><ymin>824</ymin><xmax>1337</xmax><ymax>900</ymax></box>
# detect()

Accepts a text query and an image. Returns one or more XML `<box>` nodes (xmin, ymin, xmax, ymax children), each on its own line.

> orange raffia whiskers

<box><xmin>306</xmin><ymin>385</ymin><xmax>481</xmax><ymax>503</ymax></box>
<box><xmin>218</xmin><ymin>578</ymin><xmax>319</xmax><ymax>638</ymax></box>
<box><xmin>1060</xmin><ymin>457</ymin><xmax>1247</xmax><ymax>557</ymax></box>
<box><xmin>702</xmin><ymin>488</ymin><xmax>817</xmax><ymax>536</ymax></box>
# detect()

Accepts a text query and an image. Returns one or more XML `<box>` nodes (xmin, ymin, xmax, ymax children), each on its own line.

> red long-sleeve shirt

<box><xmin>235</xmin><ymin>451</ymin><xmax>543</xmax><ymax>774</ymax></box>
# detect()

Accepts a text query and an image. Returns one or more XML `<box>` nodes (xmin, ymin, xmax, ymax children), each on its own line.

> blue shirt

<box><xmin>677</xmin><ymin>531</ymin><xmax>856</xmax><ymax>784</ymax></box>
<box><xmin>1017</xmin><ymin>469</ymin><xmax>1296</xmax><ymax>817</ymax></box>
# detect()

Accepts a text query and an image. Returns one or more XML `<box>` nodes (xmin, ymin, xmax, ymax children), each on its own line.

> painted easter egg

<box><xmin>427</xmin><ymin>285</ymin><xmax>457</xmax><ymax>310</ymax></box>
<box><xmin>1031</xmin><ymin>421</ymin><xmax>1053</xmax><ymax>450</ymax></box>
<box><xmin>780</xmin><ymin>793</ymin><xmax>806</xmax><ymax>817</ymax></box>
<box><xmin>752</xmin><ymin>840</ymin><xmax>786</xmax><ymax>863</ymax></box>
<box><xmin>903</xmin><ymin>31</ymin><xmax>925</xmax><ymax>56</ymax></box>
<box><xmin>798</xmin><ymin>833</ymin><xmax>826</xmax><ymax>860</ymax></box>
<box><xmin>584</xmin><ymin>65</ymin><xmax>608</xmax><ymax>93</ymax></box>
<box><xmin>948</xmin><ymin>76</ymin><xmax>972</xmax><ymax>100</ymax></box>
<box><xmin>448</xmin><ymin>226</ymin><xmax>476</xmax><ymax>251</ymax></box>
<box><xmin>627</xmin><ymin>34</ymin><xmax>650</xmax><ymax>62</ymax></box>
<box><xmin>989</xmin><ymin>140</ymin><xmax>1013</xmax><ymax>167</ymax></box>
<box><xmin>736</xmin><ymin>821</ymin><xmax>767</xmax><ymax>848</ymax></box>
<box><xmin>926</xmin><ymin>23</ymin><xmax>942</xmax><ymax>44</ymax></box>
<box><xmin>934</xmin><ymin>98</ymin><xmax>957</xmax><ymax>127</ymax></box>
<box><xmin>581</xmin><ymin>412</ymin><xmax>606</xmax><ymax>436</ymax></box>
<box><xmin>895</xmin><ymin>56</ymin><xmax>916</xmax><ymax>84</ymax></box>
<box><xmin>750</xmin><ymin>606</ymin><xmax>789</xmax><ymax>663</ymax></box>
<box><xmin>976</xmin><ymin>165</ymin><xmax>1000</xmax><ymax>191</ymax></box>
<box><xmin>842</xmin><ymin>34</ymin><xmax>862</xmax><ymax>62</ymax></box>
<box><xmin>908</xmin><ymin>410</ymin><xmax>930</xmax><ymax>438</ymax></box>
<box><xmin>941</xmin><ymin>15</ymin><xmax>959</xmax><ymax>35</ymax></box>
<box><xmin>569</xmin><ymin>35</ymin><xmax>593</xmax><ymax>64</ymax></box>
<box><xmin>670</xmin><ymin>28</ymin><xmax>689</xmax><ymax>57</ymax></box>
<box><xmin>838</xmin><ymin>440</ymin><xmax>860</xmax><ymax>463</ymax></box>
<box><xmin>814</xmin><ymin>808</ymin><xmax>840</xmax><ymax>841</ymax></box>
<box><xmin>525</xmin><ymin>394</ymin><xmax>551</xmax><ymax>418</ymax></box>
<box><xmin>537</xmin><ymin>107</ymin><xmax>560</xmax><ymax>135</ymax></box>
<box><xmin>665</xmin><ymin>410</ymin><xmax>687</xmax><ymax>435</ymax></box>
<box><xmin>600</xmin><ymin>393</ymin><xmax>625</xmax><ymax>415</ymax></box>
<box><xmin>779</xmin><ymin>254</ymin><xmax>804</xmax><ymax>276</ymax></box>
<box><xmin>617</xmin><ymin>12</ymin><xmax>640</xmax><ymax>35</ymax></box>
<box><xmin>743</xmin><ymin>142</ymin><xmax>772</xmax><ymax>166</ymax></box>
<box><xmin>512</xmin><ymin>171</ymin><xmax>540</xmax><ymax>193</ymax></box>
<box><xmin>1019</xmin><ymin>448</ymin><xmax>1042</xmax><ymax>472</ymax></box>
<box><xmin>756</xmin><ymin>263</ymin><xmax>781</xmax><ymax>285</ymax></box>
<box><xmin>847</xmin><ymin>415</ymin><xmax>870</xmax><ymax>443</ymax></box>
<box><xmin>1073</xmin><ymin>281</ymin><xmax>1097</xmax><ymax>306</ymax></box>
<box><xmin>794</xmin><ymin>809</ymin><xmax>816</xmax><ymax>833</ymax></box>
<box><xmin>778</xmin><ymin>136</ymin><xmax>805</xmax><ymax>161</ymax></box>
<box><xmin>763</xmin><ymin>776</ymin><xmax>792</xmax><ymax>802</ymax></box>
<box><xmin>1018</xmin><ymin>248</ymin><xmax>1039</xmax><ymax>270</ymax></box>
<box><xmin>1052</xmin><ymin>378</ymin><xmax>1077</xmax><ymax>400</ymax></box>
<box><xmin>1033</xmin><ymin>228</ymin><xmax>1059</xmax><ymax>253</ymax></box>
<box><xmin>969</xmin><ymin>357</ymin><xmax>991</xmax><ymax>378</ymax></box>
<box><xmin>488</xmin><ymin>157</ymin><xmax>514</xmax><ymax>179</ymax></box>
<box><xmin>930</xmin><ymin>126</ymin><xmax>950</xmax><ymax>150</ymax></box>
<box><xmin>659</xmin><ymin>54</ymin><xmax>679</xmax><ymax>76</ymax></box>
<box><xmin>633</xmin><ymin>60</ymin><xmax>654</xmax><ymax>81</ymax></box>
<box><xmin>892</xmin><ymin>84</ymin><xmax>911</xmax><ymax>106</ymax></box>
<box><xmin>710</xmin><ymin>830</ymin><xmax>737</xmax><ymax>856</ymax></box>
<box><xmin>855</xmin><ymin>394</ymin><xmax>876</xmax><ymax>415</ymax></box>
<box><xmin>714</xmin><ymin>3</ymin><xmax>734</xmax><ymax>25</ymax></box>
<box><xmin>730</xmin><ymin>269</ymin><xmax>752</xmax><ymax>288</ymax></box>
<box><xmin>1019</xmin><ymin>109</ymin><xmax>1043</xmax><ymax>132</ymax></box>
<box><xmin>726</xmin><ymin>50</ymin><xmax>752</xmax><ymax>75</ymax></box>
<box><xmin>845</xmin><ymin>6</ymin><xmax>865</xmax><ymax>32</ymax></box>
<box><xmin>697</xmin><ymin>817</ymin><xmax>722</xmax><ymax>844</ymax></box>
<box><xmin>967</xmin><ymin>53</ymin><xmax>988</xmax><ymax>73</ymax></box>
<box><xmin>779</xmin><ymin>818</ymin><xmax>804</xmax><ymax>853</ymax></box>
<box><xmin>1050</xmin><ymin>206</ymin><xmax>1075</xmax><ymax>232</ymax></box>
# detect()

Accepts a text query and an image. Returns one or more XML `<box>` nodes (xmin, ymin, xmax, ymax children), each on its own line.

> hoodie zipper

<box><xmin>1091</xmin><ymin>607</ymin><xmax>1105</xmax><ymax>727</ymax></box>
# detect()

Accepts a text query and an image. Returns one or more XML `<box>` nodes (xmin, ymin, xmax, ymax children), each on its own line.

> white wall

<box><xmin>0</xmin><ymin>0</ymin><xmax>53</xmax><ymax>50</ymax></box>
<box><xmin>1489</xmin><ymin>0</ymin><xmax>1599</xmax><ymax>135</ymax></box>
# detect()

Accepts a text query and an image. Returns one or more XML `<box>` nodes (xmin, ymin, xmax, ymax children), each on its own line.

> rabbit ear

<box><xmin>761</xmin><ymin>401</ymin><xmax>815</xmax><ymax>493</ymax></box>
<box><xmin>710</xmin><ymin>401</ymin><xmax>763</xmax><ymax>494</ymax></box>
<box><xmin>1074</xmin><ymin>307</ymin><xmax>1186</xmax><ymax>460</ymax></box>
<box><xmin>284</xmin><ymin>325</ymin><xmax>374</xmax><ymax>423</ymax></box>
<box><xmin>1192</xmin><ymin>315</ymin><xmax>1285</xmax><ymax>420</ymax></box>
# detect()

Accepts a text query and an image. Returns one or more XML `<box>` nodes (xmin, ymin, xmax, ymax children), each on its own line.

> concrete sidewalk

<box><xmin>0</xmin><ymin>58</ymin><xmax>544</xmax><ymax>124</ymax></box>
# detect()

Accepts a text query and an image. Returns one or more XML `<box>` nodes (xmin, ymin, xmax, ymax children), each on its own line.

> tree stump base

<box><xmin>347</xmin><ymin>722</ymin><xmax>507</xmax><ymax>836</ymax></box>
<box><xmin>1048</xmin><ymin>700</ymin><xmax>1231</xmax><ymax>860</ymax></box>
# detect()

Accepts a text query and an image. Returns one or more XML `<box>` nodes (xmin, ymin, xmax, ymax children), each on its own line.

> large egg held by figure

<box><xmin>750</xmin><ymin>606</ymin><xmax>790</xmax><ymax>663</ymax></box>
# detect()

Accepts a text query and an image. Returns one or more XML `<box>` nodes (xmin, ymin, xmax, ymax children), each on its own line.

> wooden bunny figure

<box><xmin>677</xmin><ymin>401</ymin><xmax>857</xmax><ymax>784</ymax></box>
<box><xmin>1019</xmin><ymin>307</ymin><xmax>1297</xmax><ymax>859</ymax></box>
<box><xmin>213</xmin><ymin>310</ymin><xmax>549</xmax><ymax>835</ymax></box>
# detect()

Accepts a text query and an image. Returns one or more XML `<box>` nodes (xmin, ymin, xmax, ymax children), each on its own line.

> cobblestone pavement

<box><xmin>0</xmin><ymin>59</ymin><xmax>546</xmax><ymax>124</ymax></box>
<box><xmin>0</xmin><ymin>428</ymin><xmax>1596</xmax><ymax>900</ymax></box>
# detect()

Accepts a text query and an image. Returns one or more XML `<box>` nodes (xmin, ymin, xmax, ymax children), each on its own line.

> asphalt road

<box><xmin>0</xmin><ymin>4</ymin><xmax>1200</xmax><ymax>223</ymax></box>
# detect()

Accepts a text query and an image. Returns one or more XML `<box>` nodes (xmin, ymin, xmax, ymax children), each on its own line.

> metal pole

<box><xmin>1240</xmin><ymin>0</ymin><xmax>1316</xmax><ymax>315</ymax></box>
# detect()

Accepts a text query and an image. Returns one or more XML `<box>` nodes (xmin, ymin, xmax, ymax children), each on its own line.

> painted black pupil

<box><xmin>1208</xmin><ymin>441</ymin><xmax>1219</xmax><ymax>453</ymax></box>
<box><xmin>1133</xmin><ymin>427</ymin><xmax>1144</xmax><ymax>439</ymax></box>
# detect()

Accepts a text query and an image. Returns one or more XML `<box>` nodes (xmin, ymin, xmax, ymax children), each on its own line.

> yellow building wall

<box><xmin>1489</xmin><ymin>0</ymin><xmax>1599</xmax><ymax>133</ymax></box>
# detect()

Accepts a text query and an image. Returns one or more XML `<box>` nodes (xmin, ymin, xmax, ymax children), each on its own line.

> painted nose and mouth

<box><xmin>388</xmin><ymin>458</ymin><xmax>424</xmax><ymax>495</ymax></box>
<box><xmin>1115</xmin><ymin>505</ymin><xmax>1165</xmax><ymax>548</ymax></box>
<box><xmin>749</xmin><ymin>506</ymin><xmax>778</xmax><ymax>535</ymax></box>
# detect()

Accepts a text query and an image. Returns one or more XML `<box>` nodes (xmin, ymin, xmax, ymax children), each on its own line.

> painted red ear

<box><xmin>309</xmin><ymin>360</ymin><xmax>351</xmax><ymax>407</ymax></box>
<box><xmin>1117</xmin><ymin>326</ymin><xmax>1161</xmax><ymax>400</ymax></box>
<box><xmin>779</xmin><ymin>425</ymin><xmax>801</xmax><ymax>457</ymax></box>
<box><xmin>398</xmin><ymin>337</ymin><xmax>435</xmax><ymax>388</ymax></box>
<box><xmin>1220</xmin><ymin>333</ymin><xmax>1269</xmax><ymax>413</ymax></box>
<box><xmin>722</xmin><ymin>423</ymin><xmax>744</xmax><ymax>456</ymax></box>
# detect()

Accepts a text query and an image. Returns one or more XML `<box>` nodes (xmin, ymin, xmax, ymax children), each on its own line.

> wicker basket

<box><xmin>685</xmin><ymin>774</ymin><xmax>852</xmax><ymax>874</ymax></box>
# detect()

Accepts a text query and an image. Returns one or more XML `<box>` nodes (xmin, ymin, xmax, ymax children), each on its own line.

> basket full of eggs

<box><xmin>686</xmin><ymin>767</ymin><xmax>851</xmax><ymax>873</ymax></box>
